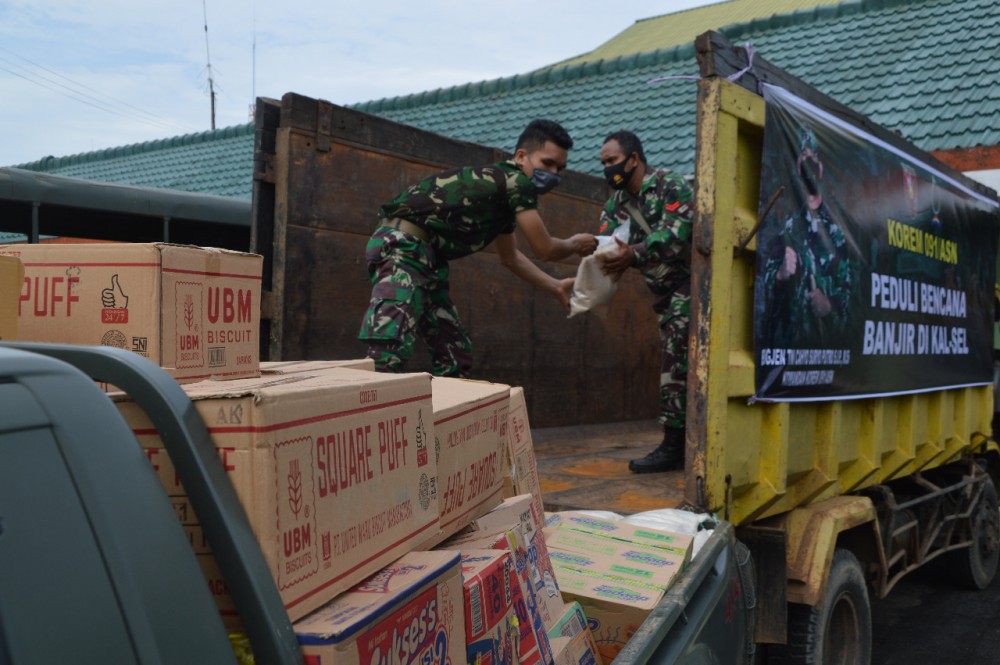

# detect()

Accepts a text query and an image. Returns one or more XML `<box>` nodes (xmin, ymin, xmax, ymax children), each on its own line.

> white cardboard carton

<box><xmin>2</xmin><ymin>242</ymin><xmax>262</xmax><ymax>381</ymax></box>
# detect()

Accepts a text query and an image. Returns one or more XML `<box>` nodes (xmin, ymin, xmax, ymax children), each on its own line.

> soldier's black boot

<box><xmin>628</xmin><ymin>426</ymin><xmax>685</xmax><ymax>474</ymax></box>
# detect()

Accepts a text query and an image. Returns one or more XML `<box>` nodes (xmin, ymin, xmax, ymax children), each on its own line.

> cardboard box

<box><xmin>548</xmin><ymin>601</ymin><xmax>602</xmax><ymax>665</ymax></box>
<box><xmin>460</xmin><ymin>550</ymin><xmax>520</xmax><ymax>665</ymax></box>
<box><xmin>422</xmin><ymin>377</ymin><xmax>510</xmax><ymax>547</ymax></box>
<box><xmin>504</xmin><ymin>387</ymin><xmax>545</xmax><ymax>524</ymax></box>
<box><xmin>261</xmin><ymin>359</ymin><xmax>375</xmax><ymax>374</ymax></box>
<box><xmin>1</xmin><ymin>242</ymin><xmax>262</xmax><ymax>381</ymax></box>
<box><xmin>545</xmin><ymin>512</ymin><xmax>693</xmax><ymax>560</ymax></box>
<box><xmin>547</xmin><ymin>601</ymin><xmax>589</xmax><ymax>640</ymax></box>
<box><xmin>471</xmin><ymin>493</ymin><xmax>543</xmax><ymax>535</ymax></box>
<box><xmin>549</xmin><ymin>548</ymin><xmax>684</xmax><ymax>594</ymax></box>
<box><xmin>544</xmin><ymin>528</ymin><xmax>689</xmax><ymax>584</ymax></box>
<box><xmin>115</xmin><ymin>367</ymin><xmax>438</xmax><ymax>623</ymax></box>
<box><xmin>0</xmin><ymin>255</ymin><xmax>24</xmax><ymax>340</ymax></box>
<box><xmin>294</xmin><ymin>550</ymin><xmax>465</xmax><ymax>665</ymax></box>
<box><xmin>550</xmin><ymin>630</ymin><xmax>601</xmax><ymax>665</ymax></box>
<box><xmin>474</xmin><ymin>540</ymin><xmax>554</xmax><ymax>665</ymax></box>
<box><xmin>442</xmin><ymin>525</ymin><xmax>556</xmax><ymax>665</ymax></box>
<box><xmin>552</xmin><ymin>566</ymin><xmax>664</xmax><ymax>663</ymax></box>
<box><xmin>443</xmin><ymin>502</ymin><xmax>563</xmax><ymax>633</ymax></box>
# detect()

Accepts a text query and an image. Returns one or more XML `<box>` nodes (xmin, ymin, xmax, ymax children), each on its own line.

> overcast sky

<box><xmin>0</xmin><ymin>1</ymin><xmax>718</xmax><ymax>167</ymax></box>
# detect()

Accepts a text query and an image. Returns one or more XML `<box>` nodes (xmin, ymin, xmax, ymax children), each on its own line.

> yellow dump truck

<box><xmin>689</xmin><ymin>34</ymin><xmax>999</xmax><ymax>663</ymax></box>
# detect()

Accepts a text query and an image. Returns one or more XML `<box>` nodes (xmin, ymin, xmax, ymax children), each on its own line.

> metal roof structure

<box><xmin>0</xmin><ymin>167</ymin><xmax>251</xmax><ymax>248</ymax></box>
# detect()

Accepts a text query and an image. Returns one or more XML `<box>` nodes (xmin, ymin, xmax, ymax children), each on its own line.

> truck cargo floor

<box><xmin>530</xmin><ymin>420</ymin><xmax>686</xmax><ymax>515</ymax></box>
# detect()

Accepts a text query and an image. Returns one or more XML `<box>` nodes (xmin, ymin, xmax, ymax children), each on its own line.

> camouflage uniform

<box><xmin>761</xmin><ymin>204</ymin><xmax>853</xmax><ymax>347</ymax></box>
<box><xmin>598</xmin><ymin>169</ymin><xmax>694</xmax><ymax>428</ymax></box>
<box><xmin>359</xmin><ymin>160</ymin><xmax>538</xmax><ymax>376</ymax></box>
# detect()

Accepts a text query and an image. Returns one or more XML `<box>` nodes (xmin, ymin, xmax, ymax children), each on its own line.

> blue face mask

<box><xmin>530</xmin><ymin>169</ymin><xmax>561</xmax><ymax>195</ymax></box>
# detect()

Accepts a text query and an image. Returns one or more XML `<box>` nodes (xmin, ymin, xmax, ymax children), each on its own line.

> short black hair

<box><xmin>516</xmin><ymin>119</ymin><xmax>573</xmax><ymax>151</ymax></box>
<box><xmin>603</xmin><ymin>130</ymin><xmax>647</xmax><ymax>165</ymax></box>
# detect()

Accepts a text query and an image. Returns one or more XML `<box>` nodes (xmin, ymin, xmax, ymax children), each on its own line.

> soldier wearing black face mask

<box><xmin>595</xmin><ymin>130</ymin><xmax>695</xmax><ymax>473</ymax></box>
<box><xmin>359</xmin><ymin>119</ymin><xmax>597</xmax><ymax>376</ymax></box>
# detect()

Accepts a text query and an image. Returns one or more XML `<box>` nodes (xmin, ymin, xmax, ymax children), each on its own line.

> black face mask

<box><xmin>603</xmin><ymin>158</ymin><xmax>633</xmax><ymax>190</ymax></box>
<box><xmin>530</xmin><ymin>168</ymin><xmax>561</xmax><ymax>195</ymax></box>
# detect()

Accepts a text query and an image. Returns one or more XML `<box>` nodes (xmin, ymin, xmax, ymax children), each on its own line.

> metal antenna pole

<box><xmin>202</xmin><ymin>0</ymin><xmax>216</xmax><ymax>129</ymax></box>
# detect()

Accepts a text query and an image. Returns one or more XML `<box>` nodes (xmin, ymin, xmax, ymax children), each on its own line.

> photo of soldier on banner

<box><xmin>753</xmin><ymin>84</ymin><xmax>1000</xmax><ymax>401</ymax></box>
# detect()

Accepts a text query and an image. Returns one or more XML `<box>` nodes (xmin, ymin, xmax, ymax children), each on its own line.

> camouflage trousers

<box><xmin>358</xmin><ymin>227</ymin><xmax>473</xmax><ymax>377</ymax></box>
<box><xmin>653</xmin><ymin>280</ymin><xmax>691</xmax><ymax>429</ymax></box>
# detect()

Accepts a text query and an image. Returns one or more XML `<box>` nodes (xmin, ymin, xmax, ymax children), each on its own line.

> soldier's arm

<box><xmin>494</xmin><ymin>232</ymin><xmax>573</xmax><ymax>310</ymax></box>
<box><xmin>515</xmin><ymin>209</ymin><xmax>596</xmax><ymax>261</ymax></box>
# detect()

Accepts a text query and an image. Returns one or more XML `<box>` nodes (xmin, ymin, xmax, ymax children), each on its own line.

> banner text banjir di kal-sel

<box><xmin>753</xmin><ymin>84</ymin><xmax>999</xmax><ymax>401</ymax></box>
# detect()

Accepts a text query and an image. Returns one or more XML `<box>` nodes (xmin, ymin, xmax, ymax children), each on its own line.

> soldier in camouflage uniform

<box><xmin>359</xmin><ymin>119</ymin><xmax>597</xmax><ymax>376</ymax></box>
<box><xmin>595</xmin><ymin>131</ymin><xmax>694</xmax><ymax>473</ymax></box>
<box><xmin>762</xmin><ymin>127</ymin><xmax>853</xmax><ymax>348</ymax></box>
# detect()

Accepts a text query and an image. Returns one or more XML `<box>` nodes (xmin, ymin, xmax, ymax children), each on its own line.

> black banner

<box><xmin>753</xmin><ymin>85</ymin><xmax>1000</xmax><ymax>401</ymax></box>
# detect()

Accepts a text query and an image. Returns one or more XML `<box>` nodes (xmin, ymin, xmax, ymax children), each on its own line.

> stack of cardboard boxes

<box><xmin>1</xmin><ymin>243</ymin><xmax>263</xmax><ymax>382</ymax></box>
<box><xmin>1</xmin><ymin>242</ymin><xmax>695</xmax><ymax>665</ymax></box>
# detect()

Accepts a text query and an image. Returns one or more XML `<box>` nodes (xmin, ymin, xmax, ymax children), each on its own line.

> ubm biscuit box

<box><xmin>1</xmin><ymin>242</ymin><xmax>262</xmax><ymax>381</ymax></box>
<box><xmin>114</xmin><ymin>367</ymin><xmax>438</xmax><ymax>623</ymax></box>
<box><xmin>294</xmin><ymin>550</ymin><xmax>465</xmax><ymax>665</ymax></box>
<box><xmin>422</xmin><ymin>377</ymin><xmax>510</xmax><ymax>547</ymax></box>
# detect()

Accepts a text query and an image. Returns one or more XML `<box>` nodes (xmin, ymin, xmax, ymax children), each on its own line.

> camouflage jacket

<box><xmin>597</xmin><ymin>168</ymin><xmax>694</xmax><ymax>296</ymax></box>
<box><xmin>378</xmin><ymin>160</ymin><xmax>537</xmax><ymax>261</ymax></box>
<box><xmin>761</xmin><ymin>204</ymin><xmax>853</xmax><ymax>346</ymax></box>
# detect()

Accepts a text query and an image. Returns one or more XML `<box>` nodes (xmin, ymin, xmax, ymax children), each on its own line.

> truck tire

<box><xmin>768</xmin><ymin>548</ymin><xmax>871</xmax><ymax>665</ymax></box>
<box><xmin>943</xmin><ymin>475</ymin><xmax>999</xmax><ymax>590</ymax></box>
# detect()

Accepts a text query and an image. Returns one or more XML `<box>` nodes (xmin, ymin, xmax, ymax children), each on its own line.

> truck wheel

<box><xmin>944</xmin><ymin>475</ymin><xmax>999</xmax><ymax>590</ymax></box>
<box><xmin>768</xmin><ymin>548</ymin><xmax>871</xmax><ymax>665</ymax></box>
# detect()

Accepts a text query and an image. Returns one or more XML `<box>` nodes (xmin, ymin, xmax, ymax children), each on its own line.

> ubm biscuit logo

<box><xmin>275</xmin><ymin>437</ymin><xmax>318</xmax><ymax>588</ymax></box>
<box><xmin>175</xmin><ymin>281</ymin><xmax>204</xmax><ymax>367</ymax></box>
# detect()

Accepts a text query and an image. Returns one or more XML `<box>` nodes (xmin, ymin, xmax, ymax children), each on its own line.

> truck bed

<box><xmin>531</xmin><ymin>420</ymin><xmax>687</xmax><ymax>515</ymax></box>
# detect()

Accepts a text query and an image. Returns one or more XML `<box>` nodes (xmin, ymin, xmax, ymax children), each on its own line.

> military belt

<box><xmin>382</xmin><ymin>218</ymin><xmax>430</xmax><ymax>242</ymax></box>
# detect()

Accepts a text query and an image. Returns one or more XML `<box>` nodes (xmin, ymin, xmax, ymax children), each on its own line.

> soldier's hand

<box><xmin>598</xmin><ymin>238</ymin><xmax>633</xmax><ymax>282</ymax></box>
<box><xmin>777</xmin><ymin>246</ymin><xmax>798</xmax><ymax>281</ymax></box>
<box><xmin>554</xmin><ymin>277</ymin><xmax>574</xmax><ymax>311</ymax></box>
<box><xmin>571</xmin><ymin>233</ymin><xmax>598</xmax><ymax>257</ymax></box>
<box><xmin>808</xmin><ymin>289</ymin><xmax>832</xmax><ymax>317</ymax></box>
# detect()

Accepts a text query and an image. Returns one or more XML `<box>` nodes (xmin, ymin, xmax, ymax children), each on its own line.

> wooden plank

<box><xmin>263</xmin><ymin>90</ymin><xmax>674</xmax><ymax>426</ymax></box>
<box><xmin>277</xmin><ymin>222</ymin><xmax>661</xmax><ymax>426</ymax></box>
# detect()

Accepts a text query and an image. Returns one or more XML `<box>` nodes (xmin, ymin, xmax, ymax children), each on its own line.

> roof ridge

<box><xmin>717</xmin><ymin>0</ymin><xmax>933</xmax><ymax>38</ymax></box>
<box><xmin>354</xmin><ymin>42</ymin><xmax>699</xmax><ymax>115</ymax></box>
<box><xmin>14</xmin><ymin>121</ymin><xmax>255</xmax><ymax>172</ymax></box>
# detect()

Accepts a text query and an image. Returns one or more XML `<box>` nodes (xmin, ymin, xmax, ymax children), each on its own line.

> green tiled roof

<box><xmin>356</xmin><ymin>0</ymin><xmax>1000</xmax><ymax>179</ymax></box>
<box><xmin>550</xmin><ymin>0</ymin><xmax>847</xmax><ymax>68</ymax></box>
<box><xmin>10</xmin><ymin>0</ymin><xmax>998</xmax><ymax>197</ymax></box>
<box><xmin>12</xmin><ymin>123</ymin><xmax>255</xmax><ymax>199</ymax></box>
